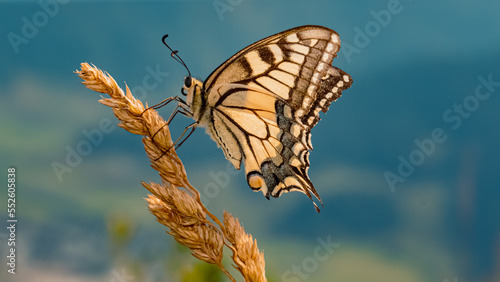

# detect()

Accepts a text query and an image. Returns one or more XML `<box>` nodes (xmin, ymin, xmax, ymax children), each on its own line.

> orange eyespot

<box><xmin>248</xmin><ymin>175</ymin><xmax>264</xmax><ymax>189</ymax></box>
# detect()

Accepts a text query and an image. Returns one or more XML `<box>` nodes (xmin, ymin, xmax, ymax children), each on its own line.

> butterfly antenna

<box><xmin>162</xmin><ymin>34</ymin><xmax>191</xmax><ymax>76</ymax></box>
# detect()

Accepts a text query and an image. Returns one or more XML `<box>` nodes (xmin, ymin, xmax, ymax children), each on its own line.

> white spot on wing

<box><xmin>343</xmin><ymin>75</ymin><xmax>350</xmax><ymax>82</ymax></box>
<box><xmin>307</xmin><ymin>85</ymin><xmax>316</xmax><ymax>96</ymax></box>
<box><xmin>326</xmin><ymin>42</ymin><xmax>334</xmax><ymax>52</ymax></box>
<box><xmin>321</xmin><ymin>52</ymin><xmax>331</xmax><ymax>63</ymax></box>
<box><xmin>311</xmin><ymin>73</ymin><xmax>320</xmax><ymax>85</ymax></box>
<box><xmin>316</xmin><ymin>62</ymin><xmax>327</xmax><ymax>72</ymax></box>
<box><xmin>331</xmin><ymin>34</ymin><xmax>339</xmax><ymax>43</ymax></box>
<box><xmin>302</xmin><ymin>96</ymin><xmax>312</xmax><ymax>108</ymax></box>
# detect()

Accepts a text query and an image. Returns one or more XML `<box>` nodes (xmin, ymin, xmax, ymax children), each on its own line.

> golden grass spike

<box><xmin>76</xmin><ymin>62</ymin><xmax>267</xmax><ymax>282</ymax></box>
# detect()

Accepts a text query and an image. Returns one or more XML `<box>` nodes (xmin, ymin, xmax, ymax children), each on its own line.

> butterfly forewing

<box><xmin>197</xmin><ymin>25</ymin><xmax>352</xmax><ymax>209</ymax></box>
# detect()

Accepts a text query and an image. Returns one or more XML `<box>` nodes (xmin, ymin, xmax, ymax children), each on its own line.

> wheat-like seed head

<box><xmin>77</xmin><ymin>62</ymin><xmax>267</xmax><ymax>282</ymax></box>
<box><xmin>224</xmin><ymin>212</ymin><xmax>267</xmax><ymax>282</ymax></box>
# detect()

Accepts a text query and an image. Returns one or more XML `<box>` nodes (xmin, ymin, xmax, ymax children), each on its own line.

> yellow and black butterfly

<box><xmin>158</xmin><ymin>25</ymin><xmax>352</xmax><ymax>211</ymax></box>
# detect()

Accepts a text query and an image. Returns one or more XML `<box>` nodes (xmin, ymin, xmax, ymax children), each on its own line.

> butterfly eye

<box><xmin>184</xmin><ymin>76</ymin><xmax>192</xmax><ymax>88</ymax></box>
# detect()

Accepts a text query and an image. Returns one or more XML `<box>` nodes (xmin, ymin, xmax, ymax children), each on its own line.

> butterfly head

<box><xmin>161</xmin><ymin>34</ymin><xmax>202</xmax><ymax>106</ymax></box>
<box><xmin>182</xmin><ymin>76</ymin><xmax>204</xmax><ymax>119</ymax></box>
<box><xmin>182</xmin><ymin>76</ymin><xmax>201</xmax><ymax>103</ymax></box>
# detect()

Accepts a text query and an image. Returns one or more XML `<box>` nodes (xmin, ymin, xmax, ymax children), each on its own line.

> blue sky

<box><xmin>1</xmin><ymin>0</ymin><xmax>500</xmax><ymax>281</ymax></box>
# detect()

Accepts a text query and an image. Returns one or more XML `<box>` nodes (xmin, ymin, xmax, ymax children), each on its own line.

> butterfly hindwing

<box><xmin>200</xmin><ymin>25</ymin><xmax>352</xmax><ymax>207</ymax></box>
<box><xmin>208</xmin><ymin>84</ymin><xmax>311</xmax><ymax>199</ymax></box>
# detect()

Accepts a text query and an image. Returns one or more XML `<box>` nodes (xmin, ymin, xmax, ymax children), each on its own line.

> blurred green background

<box><xmin>1</xmin><ymin>0</ymin><xmax>499</xmax><ymax>281</ymax></box>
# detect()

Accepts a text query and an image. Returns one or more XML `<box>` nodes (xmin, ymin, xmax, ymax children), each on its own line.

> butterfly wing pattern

<box><xmin>195</xmin><ymin>25</ymin><xmax>352</xmax><ymax>211</ymax></box>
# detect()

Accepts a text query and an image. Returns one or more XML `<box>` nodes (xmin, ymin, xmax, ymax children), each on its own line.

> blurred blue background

<box><xmin>1</xmin><ymin>0</ymin><xmax>499</xmax><ymax>281</ymax></box>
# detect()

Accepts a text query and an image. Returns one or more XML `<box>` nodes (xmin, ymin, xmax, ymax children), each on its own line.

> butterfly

<box><xmin>159</xmin><ymin>25</ymin><xmax>352</xmax><ymax>212</ymax></box>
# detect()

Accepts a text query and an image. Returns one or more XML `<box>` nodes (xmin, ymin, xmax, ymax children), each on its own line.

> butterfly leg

<box><xmin>166</xmin><ymin>102</ymin><xmax>193</xmax><ymax>125</ymax></box>
<box><xmin>152</xmin><ymin>121</ymin><xmax>197</xmax><ymax>161</ymax></box>
<box><xmin>141</xmin><ymin>96</ymin><xmax>188</xmax><ymax>115</ymax></box>
<box><xmin>151</xmin><ymin>100</ymin><xmax>196</xmax><ymax>161</ymax></box>
<box><xmin>151</xmin><ymin>101</ymin><xmax>192</xmax><ymax>140</ymax></box>
<box><xmin>142</xmin><ymin>95</ymin><xmax>189</xmax><ymax>145</ymax></box>
<box><xmin>172</xmin><ymin>122</ymin><xmax>197</xmax><ymax>149</ymax></box>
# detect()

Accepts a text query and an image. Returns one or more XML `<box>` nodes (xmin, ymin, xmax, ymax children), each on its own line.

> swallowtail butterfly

<box><xmin>158</xmin><ymin>25</ymin><xmax>352</xmax><ymax>211</ymax></box>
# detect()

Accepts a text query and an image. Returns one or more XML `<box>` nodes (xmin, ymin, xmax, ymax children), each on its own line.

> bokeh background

<box><xmin>1</xmin><ymin>0</ymin><xmax>499</xmax><ymax>281</ymax></box>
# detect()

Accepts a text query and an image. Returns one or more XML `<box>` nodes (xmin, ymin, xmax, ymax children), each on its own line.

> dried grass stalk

<box><xmin>76</xmin><ymin>62</ymin><xmax>267</xmax><ymax>282</ymax></box>
<box><xmin>224</xmin><ymin>212</ymin><xmax>267</xmax><ymax>282</ymax></box>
